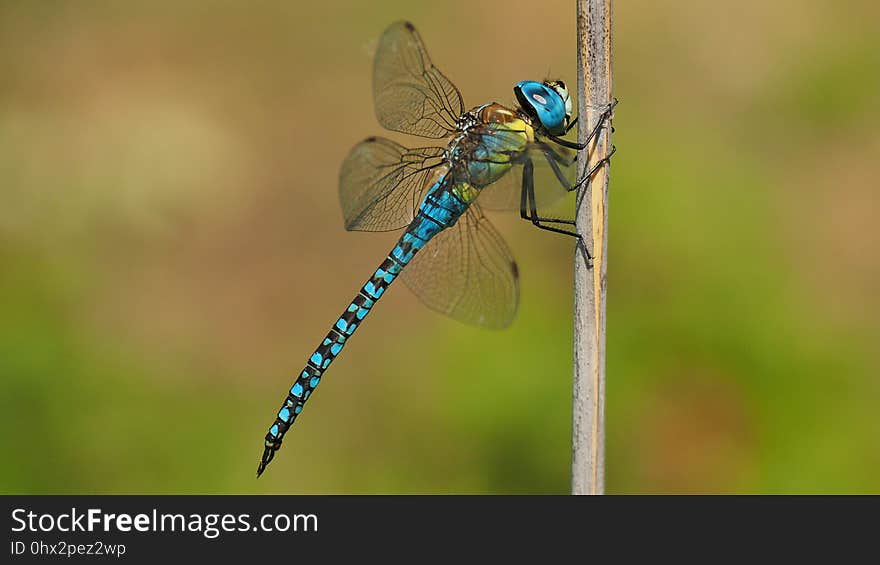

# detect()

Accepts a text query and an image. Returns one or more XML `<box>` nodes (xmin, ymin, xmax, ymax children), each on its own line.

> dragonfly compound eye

<box><xmin>514</xmin><ymin>80</ymin><xmax>568</xmax><ymax>135</ymax></box>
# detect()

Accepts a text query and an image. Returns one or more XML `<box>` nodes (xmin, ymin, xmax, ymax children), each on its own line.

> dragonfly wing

<box><xmin>401</xmin><ymin>203</ymin><xmax>519</xmax><ymax>329</ymax></box>
<box><xmin>339</xmin><ymin>137</ymin><xmax>447</xmax><ymax>232</ymax></box>
<box><xmin>373</xmin><ymin>21</ymin><xmax>464</xmax><ymax>139</ymax></box>
<box><xmin>476</xmin><ymin>141</ymin><xmax>578</xmax><ymax>216</ymax></box>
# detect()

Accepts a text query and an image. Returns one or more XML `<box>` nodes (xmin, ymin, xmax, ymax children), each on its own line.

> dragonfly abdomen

<box><xmin>257</xmin><ymin>183</ymin><xmax>466</xmax><ymax>476</ymax></box>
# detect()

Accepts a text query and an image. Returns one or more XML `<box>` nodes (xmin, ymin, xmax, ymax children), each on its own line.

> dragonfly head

<box><xmin>514</xmin><ymin>80</ymin><xmax>572</xmax><ymax>136</ymax></box>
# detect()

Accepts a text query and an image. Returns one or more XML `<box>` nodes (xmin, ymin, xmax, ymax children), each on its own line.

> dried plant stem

<box><xmin>572</xmin><ymin>0</ymin><xmax>613</xmax><ymax>495</ymax></box>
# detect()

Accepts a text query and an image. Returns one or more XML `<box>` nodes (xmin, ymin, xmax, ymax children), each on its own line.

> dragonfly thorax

<box><xmin>444</xmin><ymin>103</ymin><xmax>535</xmax><ymax>200</ymax></box>
<box><xmin>454</xmin><ymin>108</ymin><xmax>482</xmax><ymax>132</ymax></box>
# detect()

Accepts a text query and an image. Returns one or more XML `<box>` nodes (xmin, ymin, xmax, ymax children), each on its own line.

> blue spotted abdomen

<box><xmin>257</xmin><ymin>181</ymin><xmax>466</xmax><ymax>475</ymax></box>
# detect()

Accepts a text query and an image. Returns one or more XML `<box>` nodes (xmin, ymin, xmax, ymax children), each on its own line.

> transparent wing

<box><xmin>373</xmin><ymin>21</ymin><xmax>464</xmax><ymax>139</ymax></box>
<box><xmin>401</xmin><ymin>203</ymin><xmax>519</xmax><ymax>329</ymax></box>
<box><xmin>477</xmin><ymin>140</ymin><xmax>578</xmax><ymax>216</ymax></box>
<box><xmin>339</xmin><ymin>137</ymin><xmax>447</xmax><ymax>232</ymax></box>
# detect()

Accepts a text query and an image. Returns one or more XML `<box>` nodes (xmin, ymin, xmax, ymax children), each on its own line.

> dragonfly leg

<box><xmin>539</xmin><ymin>142</ymin><xmax>617</xmax><ymax>193</ymax></box>
<box><xmin>520</xmin><ymin>159</ymin><xmax>593</xmax><ymax>267</ymax></box>
<box><xmin>563</xmin><ymin>114</ymin><xmax>614</xmax><ymax>135</ymax></box>
<box><xmin>571</xmin><ymin>144</ymin><xmax>617</xmax><ymax>191</ymax></box>
<box><xmin>545</xmin><ymin>98</ymin><xmax>618</xmax><ymax>150</ymax></box>
<box><xmin>563</xmin><ymin>114</ymin><xmax>612</xmax><ymax>135</ymax></box>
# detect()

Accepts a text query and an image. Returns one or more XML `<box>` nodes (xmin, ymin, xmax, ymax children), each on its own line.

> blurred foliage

<box><xmin>1</xmin><ymin>0</ymin><xmax>878</xmax><ymax>493</ymax></box>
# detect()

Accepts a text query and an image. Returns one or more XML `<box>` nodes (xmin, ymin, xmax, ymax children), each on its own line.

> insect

<box><xmin>257</xmin><ymin>21</ymin><xmax>615</xmax><ymax>476</ymax></box>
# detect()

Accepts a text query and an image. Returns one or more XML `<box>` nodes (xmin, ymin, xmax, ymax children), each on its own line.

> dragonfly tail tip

<box><xmin>256</xmin><ymin>446</ymin><xmax>275</xmax><ymax>478</ymax></box>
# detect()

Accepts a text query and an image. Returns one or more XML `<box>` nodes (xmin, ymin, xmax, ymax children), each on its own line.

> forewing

<box><xmin>339</xmin><ymin>137</ymin><xmax>446</xmax><ymax>232</ymax></box>
<box><xmin>373</xmin><ymin>21</ymin><xmax>464</xmax><ymax>139</ymax></box>
<box><xmin>401</xmin><ymin>204</ymin><xmax>519</xmax><ymax>329</ymax></box>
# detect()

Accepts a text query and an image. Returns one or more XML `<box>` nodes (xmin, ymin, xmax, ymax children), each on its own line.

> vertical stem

<box><xmin>572</xmin><ymin>0</ymin><xmax>613</xmax><ymax>495</ymax></box>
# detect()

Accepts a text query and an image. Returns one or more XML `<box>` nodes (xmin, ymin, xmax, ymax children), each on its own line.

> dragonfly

<box><xmin>257</xmin><ymin>21</ymin><xmax>615</xmax><ymax>476</ymax></box>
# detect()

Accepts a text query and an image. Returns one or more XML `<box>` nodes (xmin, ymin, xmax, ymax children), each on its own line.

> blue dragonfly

<box><xmin>257</xmin><ymin>21</ymin><xmax>615</xmax><ymax>476</ymax></box>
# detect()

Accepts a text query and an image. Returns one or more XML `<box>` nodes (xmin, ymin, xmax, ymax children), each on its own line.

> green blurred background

<box><xmin>1</xmin><ymin>0</ymin><xmax>878</xmax><ymax>494</ymax></box>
